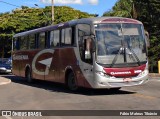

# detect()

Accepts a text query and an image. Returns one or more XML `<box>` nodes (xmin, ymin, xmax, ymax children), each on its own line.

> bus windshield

<box><xmin>95</xmin><ymin>23</ymin><xmax>147</xmax><ymax>67</ymax></box>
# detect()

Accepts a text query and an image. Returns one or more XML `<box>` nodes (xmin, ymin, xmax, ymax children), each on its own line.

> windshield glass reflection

<box><xmin>95</xmin><ymin>23</ymin><xmax>147</xmax><ymax>67</ymax></box>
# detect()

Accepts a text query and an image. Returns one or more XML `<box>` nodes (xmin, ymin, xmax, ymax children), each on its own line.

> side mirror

<box><xmin>145</xmin><ymin>31</ymin><xmax>150</xmax><ymax>47</ymax></box>
<box><xmin>85</xmin><ymin>51</ymin><xmax>91</xmax><ymax>59</ymax></box>
<box><xmin>84</xmin><ymin>37</ymin><xmax>96</xmax><ymax>60</ymax></box>
<box><xmin>91</xmin><ymin>38</ymin><xmax>96</xmax><ymax>52</ymax></box>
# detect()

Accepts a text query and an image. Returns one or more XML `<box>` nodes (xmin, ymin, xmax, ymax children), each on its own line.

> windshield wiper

<box><xmin>128</xmin><ymin>48</ymin><xmax>141</xmax><ymax>66</ymax></box>
<box><xmin>110</xmin><ymin>47</ymin><xmax>123</xmax><ymax>68</ymax></box>
<box><xmin>110</xmin><ymin>39</ymin><xmax>124</xmax><ymax>68</ymax></box>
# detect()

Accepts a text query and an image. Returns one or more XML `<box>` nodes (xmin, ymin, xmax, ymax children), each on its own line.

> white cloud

<box><xmin>40</xmin><ymin>0</ymin><xmax>99</xmax><ymax>5</ymax></box>
<box><xmin>40</xmin><ymin>0</ymin><xmax>82</xmax><ymax>4</ymax></box>
<box><xmin>88</xmin><ymin>0</ymin><xmax>98</xmax><ymax>5</ymax></box>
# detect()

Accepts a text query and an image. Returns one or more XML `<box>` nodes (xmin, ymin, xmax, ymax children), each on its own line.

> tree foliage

<box><xmin>103</xmin><ymin>0</ymin><xmax>160</xmax><ymax>72</ymax></box>
<box><xmin>0</xmin><ymin>6</ymin><xmax>94</xmax><ymax>58</ymax></box>
<box><xmin>103</xmin><ymin>0</ymin><xmax>133</xmax><ymax>18</ymax></box>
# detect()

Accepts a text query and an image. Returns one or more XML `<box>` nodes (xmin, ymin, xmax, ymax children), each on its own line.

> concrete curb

<box><xmin>149</xmin><ymin>73</ymin><xmax>160</xmax><ymax>78</ymax></box>
<box><xmin>0</xmin><ymin>77</ymin><xmax>11</xmax><ymax>85</ymax></box>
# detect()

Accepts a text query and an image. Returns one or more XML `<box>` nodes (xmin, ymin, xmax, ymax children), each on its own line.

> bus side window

<box><xmin>50</xmin><ymin>30</ymin><xmax>60</xmax><ymax>48</ymax></box>
<box><xmin>72</xmin><ymin>27</ymin><xmax>76</xmax><ymax>46</ymax></box>
<box><xmin>20</xmin><ymin>36</ymin><xmax>28</xmax><ymax>50</ymax></box>
<box><xmin>61</xmin><ymin>27</ymin><xmax>72</xmax><ymax>46</ymax></box>
<box><xmin>50</xmin><ymin>31</ymin><xmax>54</xmax><ymax>47</ymax></box>
<box><xmin>13</xmin><ymin>37</ymin><xmax>20</xmax><ymax>51</ymax></box>
<box><xmin>38</xmin><ymin>32</ymin><xmax>46</xmax><ymax>49</ymax></box>
<box><xmin>29</xmin><ymin>34</ymin><xmax>36</xmax><ymax>49</ymax></box>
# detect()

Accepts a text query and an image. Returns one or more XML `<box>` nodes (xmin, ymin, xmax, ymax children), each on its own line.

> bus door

<box><xmin>77</xmin><ymin>24</ymin><xmax>94</xmax><ymax>85</ymax></box>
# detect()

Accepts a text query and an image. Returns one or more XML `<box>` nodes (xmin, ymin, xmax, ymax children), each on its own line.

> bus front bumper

<box><xmin>92</xmin><ymin>70</ymin><xmax>149</xmax><ymax>89</ymax></box>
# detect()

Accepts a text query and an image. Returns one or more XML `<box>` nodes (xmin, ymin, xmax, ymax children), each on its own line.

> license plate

<box><xmin>123</xmin><ymin>78</ymin><xmax>132</xmax><ymax>82</ymax></box>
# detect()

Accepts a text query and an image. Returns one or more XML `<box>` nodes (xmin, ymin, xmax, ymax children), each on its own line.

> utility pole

<box><xmin>51</xmin><ymin>0</ymin><xmax>54</xmax><ymax>24</ymax></box>
<box><xmin>11</xmin><ymin>31</ymin><xmax>15</xmax><ymax>52</ymax></box>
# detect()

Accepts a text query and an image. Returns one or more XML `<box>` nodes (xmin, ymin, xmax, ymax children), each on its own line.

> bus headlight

<box><xmin>96</xmin><ymin>70</ymin><xmax>110</xmax><ymax>78</ymax></box>
<box><xmin>138</xmin><ymin>64</ymin><xmax>148</xmax><ymax>77</ymax></box>
<box><xmin>138</xmin><ymin>70</ymin><xmax>146</xmax><ymax>76</ymax></box>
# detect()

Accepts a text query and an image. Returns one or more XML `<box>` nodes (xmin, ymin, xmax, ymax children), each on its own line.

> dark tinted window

<box><xmin>38</xmin><ymin>32</ymin><xmax>46</xmax><ymax>49</ymax></box>
<box><xmin>20</xmin><ymin>36</ymin><xmax>28</xmax><ymax>50</ymax></box>
<box><xmin>29</xmin><ymin>34</ymin><xmax>35</xmax><ymax>49</ymax></box>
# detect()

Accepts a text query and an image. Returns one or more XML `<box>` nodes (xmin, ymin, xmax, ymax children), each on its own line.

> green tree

<box><xmin>103</xmin><ymin>0</ymin><xmax>133</xmax><ymax>18</ymax></box>
<box><xmin>0</xmin><ymin>6</ymin><xmax>94</xmax><ymax>58</ymax></box>
<box><xmin>135</xmin><ymin>0</ymin><xmax>160</xmax><ymax>72</ymax></box>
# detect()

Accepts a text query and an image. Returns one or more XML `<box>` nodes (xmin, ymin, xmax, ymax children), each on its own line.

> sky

<box><xmin>0</xmin><ymin>0</ymin><xmax>117</xmax><ymax>16</ymax></box>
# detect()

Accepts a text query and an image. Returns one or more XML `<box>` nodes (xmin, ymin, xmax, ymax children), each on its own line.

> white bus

<box><xmin>12</xmin><ymin>17</ymin><xmax>149</xmax><ymax>91</ymax></box>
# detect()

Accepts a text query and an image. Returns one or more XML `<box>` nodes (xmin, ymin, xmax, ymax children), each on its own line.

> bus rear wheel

<box><xmin>26</xmin><ymin>68</ymin><xmax>33</xmax><ymax>83</ymax></box>
<box><xmin>67</xmin><ymin>72</ymin><xmax>78</xmax><ymax>91</ymax></box>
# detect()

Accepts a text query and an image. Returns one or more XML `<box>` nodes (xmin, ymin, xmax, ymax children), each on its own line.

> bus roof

<box><xmin>14</xmin><ymin>17</ymin><xmax>142</xmax><ymax>38</ymax></box>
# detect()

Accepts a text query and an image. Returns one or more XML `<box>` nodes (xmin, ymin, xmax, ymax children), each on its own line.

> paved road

<box><xmin>0</xmin><ymin>75</ymin><xmax>160</xmax><ymax>119</ymax></box>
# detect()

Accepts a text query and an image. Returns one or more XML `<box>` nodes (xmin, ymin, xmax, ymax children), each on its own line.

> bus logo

<box><xmin>32</xmin><ymin>49</ymin><xmax>54</xmax><ymax>75</ymax></box>
<box><xmin>134</xmin><ymin>70</ymin><xmax>142</xmax><ymax>74</ymax></box>
<box><xmin>110</xmin><ymin>71</ymin><xmax>131</xmax><ymax>75</ymax></box>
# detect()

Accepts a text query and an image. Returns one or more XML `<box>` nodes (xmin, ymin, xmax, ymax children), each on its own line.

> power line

<box><xmin>0</xmin><ymin>0</ymin><xmax>20</xmax><ymax>8</ymax></box>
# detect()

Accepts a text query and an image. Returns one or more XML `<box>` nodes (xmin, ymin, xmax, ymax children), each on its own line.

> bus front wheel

<box><xmin>67</xmin><ymin>72</ymin><xmax>78</xmax><ymax>91</ymax></box>
<box><xmin>26</xmin><ymin>68</ymin><xmax>33</xmax><ymax>83</ymax></box>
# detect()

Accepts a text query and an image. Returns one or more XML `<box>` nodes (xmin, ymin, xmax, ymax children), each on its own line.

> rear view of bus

<box><xmin>90</xmin><ymin>17</ymin><xmax>149</xmax><ymax>89</ymax></box>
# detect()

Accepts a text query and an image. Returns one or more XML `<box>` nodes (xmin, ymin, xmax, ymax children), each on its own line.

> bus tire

<box><xmin>67</xmin><ymin>72</ymin><xmax>78</xmax><ymax>91</ymax></box>
<box><xmin>26</xmin><ymin>68</ymin><xmax>33</xmax><ymax>83</ymax></box>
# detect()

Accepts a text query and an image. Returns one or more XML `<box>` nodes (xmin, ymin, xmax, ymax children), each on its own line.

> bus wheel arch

<box><xmin>65</xmin><ymin>68</ymin><xmax>78</xmax><ymax>91</ymax></box>
<box><xmin>25</xmin><ymin>65</ymin><xmax>33</xmax><ymax>83</ymax></box>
